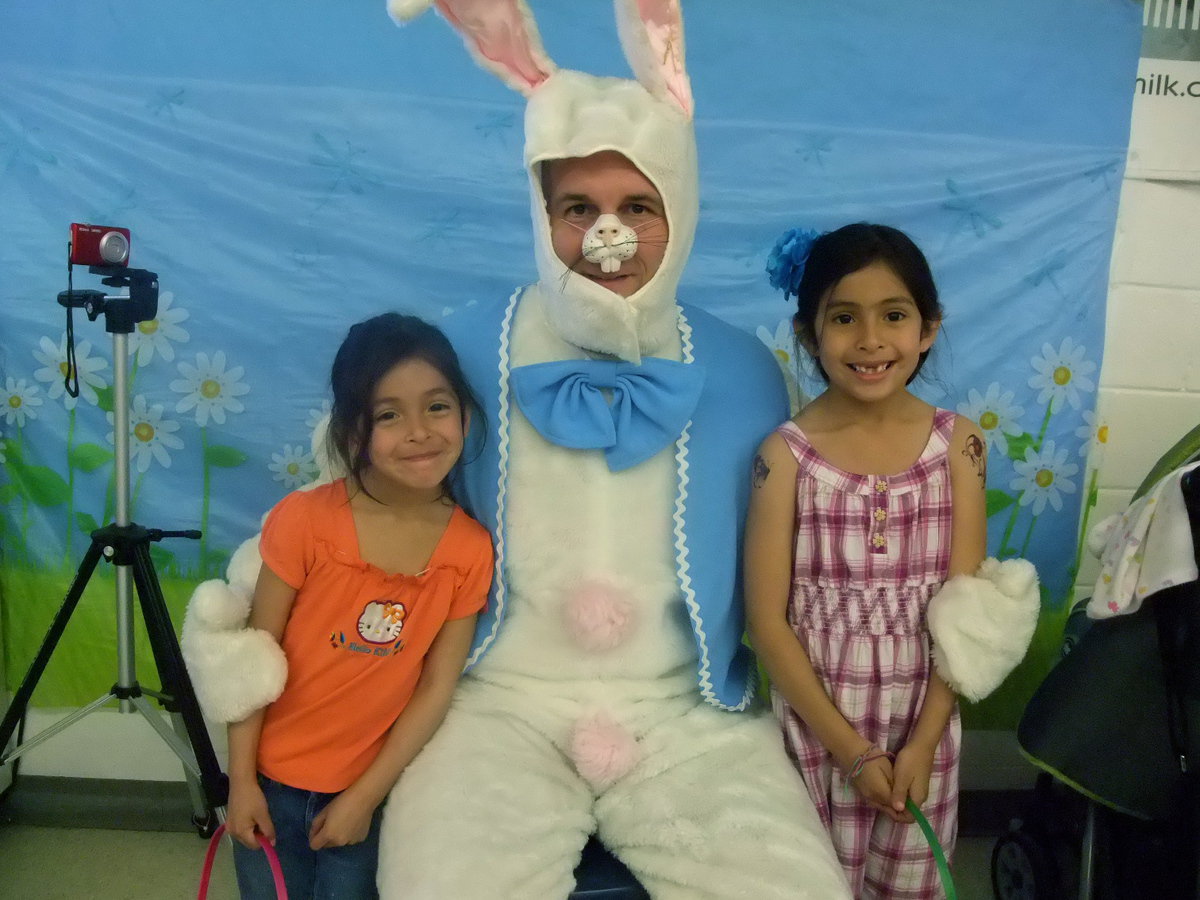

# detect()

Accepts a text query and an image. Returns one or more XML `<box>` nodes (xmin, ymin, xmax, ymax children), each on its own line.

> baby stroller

<box><xmin>991</xmin><ymin>437</ymin><xmax>1200</xmax><ymax>900</ymax></box>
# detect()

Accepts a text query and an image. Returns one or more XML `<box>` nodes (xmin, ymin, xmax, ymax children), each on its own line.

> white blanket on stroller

<box><xmin>1087</xmin><ymin>461</ymin><xmax>1199</xmax><ymax>619</ymax></box>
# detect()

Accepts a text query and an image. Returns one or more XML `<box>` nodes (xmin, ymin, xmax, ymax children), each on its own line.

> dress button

<box><xmin>873</xmin><ymin>508</ymin><xmax>887</xmax><ymax>522</ymax></box>
<box><xmin>875</xmin><ymin>480</ymin><xmax>888</xmax><ymax>493</ymax></box>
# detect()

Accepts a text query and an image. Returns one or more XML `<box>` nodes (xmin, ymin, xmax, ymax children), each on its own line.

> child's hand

<box><xmin>226</xmin><ymin>779</ymin><xmax>275</xmax><ymax>849</ymax></box>
<box><xmin>850</xmin><ymin>756</ymin><xmax>907</xmax><ymax>824</ymax></box>
<box><xmin>890</xmin><ymin>742</ymin><xmax>936</xmax><ymax>823</ymax></box>
<box><xmin>309</xmin><ymin>791</ymin><xmax>377</xmax><ymax>850</ymax></box>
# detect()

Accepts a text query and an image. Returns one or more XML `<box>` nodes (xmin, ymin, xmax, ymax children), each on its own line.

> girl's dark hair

<box><xmin>794</xmin><ymin>223</ymin><xmax>943</xmax><ymax>383</ymax></box>
<box><xmin>327</xmin><ymin>312</ymin><xmax>483</xmax><ymax>500</ymax></box>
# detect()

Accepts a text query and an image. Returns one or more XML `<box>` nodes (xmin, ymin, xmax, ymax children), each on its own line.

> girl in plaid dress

<box><xmin>744</xmin><ymin>224</ymin><xmax>988</xmax><ymax>898</ymax></box>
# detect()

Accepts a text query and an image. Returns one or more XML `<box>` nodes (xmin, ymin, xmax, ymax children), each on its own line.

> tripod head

<box><xmin>58</xmin><ymin>265</ymin><xmax>159</xmax><ymax>334</ymax></box>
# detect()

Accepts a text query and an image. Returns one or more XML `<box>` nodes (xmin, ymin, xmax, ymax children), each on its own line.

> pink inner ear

<box><xmin>635</xmin><ymin>0</ymin><xmax>692</xmax><ymax>115</ymax></box>
<box><xmin>435</xmin><ymin>0</ymin><xmax>552</xmax><ymax>94</ymax></box>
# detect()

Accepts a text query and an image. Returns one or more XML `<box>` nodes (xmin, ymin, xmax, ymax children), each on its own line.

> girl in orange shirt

<box><xmin>226</xmin><ymin>313</ymin><xmax>494</xmax><ymax>899</ymax></box>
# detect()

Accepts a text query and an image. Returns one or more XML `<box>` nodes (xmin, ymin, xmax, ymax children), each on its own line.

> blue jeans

<box><xmin>232</xmin><ymin>774</ymin><xmax>383</xmax><ymax>900</ymax></box>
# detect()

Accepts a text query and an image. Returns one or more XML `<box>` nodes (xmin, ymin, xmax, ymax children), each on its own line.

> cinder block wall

<box><xmin>1077</xmin><ymin>177</ymin><xmax>1200</xmax><ymax>595</ymax></box>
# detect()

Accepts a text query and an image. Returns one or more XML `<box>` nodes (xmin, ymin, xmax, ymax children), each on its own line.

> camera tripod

<box><xmin>0</xmin><ymin>266</ymin><xmax>226</xmax><ymax>834</ymax></box>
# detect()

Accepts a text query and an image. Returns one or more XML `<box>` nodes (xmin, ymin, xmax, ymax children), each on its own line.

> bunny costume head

<box><xmin>389</xmin><ymin>0</ymin><xmax>698</xmax><ymax>362</ymax></box>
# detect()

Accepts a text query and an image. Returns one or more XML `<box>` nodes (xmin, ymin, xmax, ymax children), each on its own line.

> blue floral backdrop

<box><xmin>0</xmin><ymin>1</ymin><xmax>1141</xmax><ymax>725</ymax></box>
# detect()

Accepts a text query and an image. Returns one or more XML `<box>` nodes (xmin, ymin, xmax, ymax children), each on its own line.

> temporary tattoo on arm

<box><xmin>963</xmin><ymin>434</ymin><xmax>986</xmax><ymax>489</ymax></box>
<box><xmin>752</xmin><ymin>454</ymin><xmax>770</xmax><ymax>489</ymax></box>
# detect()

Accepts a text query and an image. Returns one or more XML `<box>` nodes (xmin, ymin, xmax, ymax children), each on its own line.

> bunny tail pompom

<box><xmin>569</xmin><ymin>713</ymin><xmax>640</xmax><ymax>789</ymax></box>
<box><xmin>387</xmin><ymin>0</ymin><xmax>436</xmax><ymax>24</ymax></box>
<box><xmin>927</xmin><ymin>558</ymin><xmax>1040</xmax><ymax>703</ymax></box>
<box><xmin>563</xmin><ymin>581</ymin><xmax>636</xmax><ymax>652</ymax></box>
<box><xmin>181</xmin><ymin>580</ymin><xmax>287</xmax><ymax>723</ymax></box>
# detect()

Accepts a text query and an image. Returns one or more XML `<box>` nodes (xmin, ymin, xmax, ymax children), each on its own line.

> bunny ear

<box><xmin>614</xmin><ymin>0</ymin><xmax>693</xmax><ymax>118</ymax></box>
<box><xmin>389</xmin><ymin>0</ymin><xmax>557</xmax><ymax>97</ymax></box>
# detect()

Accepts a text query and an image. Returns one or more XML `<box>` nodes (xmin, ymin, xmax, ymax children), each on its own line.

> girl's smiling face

<box><xmin>363</xmin><ymin>358</ymin><xmax>466</xmax><ymax>503</ymax></box>
<box><xmin>811</xmin><ymin>260</ymin><xmax>939</xmax><ymax>403</ymax></box>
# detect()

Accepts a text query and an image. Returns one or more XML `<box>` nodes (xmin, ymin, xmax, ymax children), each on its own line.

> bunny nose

<box><xmin>581</xmin><ymin>214</ymin><xmax>639</xmax><ymax>273</ymax></box>
<box><xmin>593</xmin><ymin>214</ymin><xmax>623</xmax><ymax>240</ymax></box>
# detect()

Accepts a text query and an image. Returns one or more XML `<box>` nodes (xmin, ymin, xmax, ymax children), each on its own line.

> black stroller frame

<box><xmin>992</xmin><ymin>459</ymin><xmax>1200</xmax><ymax>900</ymax></box>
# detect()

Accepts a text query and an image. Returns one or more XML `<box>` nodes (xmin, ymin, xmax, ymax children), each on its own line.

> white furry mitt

<box><xmin>927</xmin><ymin>558</ymin><xmax>1040</xmax><ymax>702</ymax></box>
<box><xmin>180</xmin><ymin>538</ymin><xmax>287</xmax><ymax>724</ymax></box>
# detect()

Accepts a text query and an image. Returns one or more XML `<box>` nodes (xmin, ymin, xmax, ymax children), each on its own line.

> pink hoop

<box><xmin>198</xmin><ymin>822</ymin><xmax>289</xmax><ymax>899</ymax></box>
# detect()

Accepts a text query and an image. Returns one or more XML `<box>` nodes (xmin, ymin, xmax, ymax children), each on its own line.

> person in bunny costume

<box><xmin>184</xmin><ymin>1</ymin><xmax>851</xmax><ymax>897</ymax></box>
<box><xmin>376</xmin><ymin>2</ymin><xmax>850</xmax><ymax>897</ymax></box>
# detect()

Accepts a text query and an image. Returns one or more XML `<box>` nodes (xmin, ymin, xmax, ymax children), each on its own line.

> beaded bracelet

<box><xmin>846</xmin><ymin>748</ymin><xmax>895</xmax><ymax>781</ymax></box>
<box><xmin>842</xmin><ymin>748</ymin><xmax>895</xmax><ymax>798</ymax></box>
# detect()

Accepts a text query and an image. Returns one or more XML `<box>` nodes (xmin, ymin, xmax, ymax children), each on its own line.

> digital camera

<box><xmin>69</xmin><ymin>223</ymin><xmax>131</xmax><ymax>267</ymax></box>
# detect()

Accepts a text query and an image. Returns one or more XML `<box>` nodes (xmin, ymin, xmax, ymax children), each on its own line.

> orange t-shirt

<box><xmin>256</xmin><ymin>479</ymin><xmax>493</xmax><ymax>793</ymax></box>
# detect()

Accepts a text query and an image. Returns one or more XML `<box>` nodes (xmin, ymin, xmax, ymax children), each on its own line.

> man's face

<box><xmin>543</xmin><ymin>150</ymin><xmax>669</xmax><ymax>298</ymax></box>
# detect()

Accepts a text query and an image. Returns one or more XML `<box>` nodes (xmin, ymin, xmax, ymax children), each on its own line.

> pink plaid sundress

<box><xmin>771</xmin><ymin>409</ymin><xmax>960</xmax><ymax>900</ymax></box>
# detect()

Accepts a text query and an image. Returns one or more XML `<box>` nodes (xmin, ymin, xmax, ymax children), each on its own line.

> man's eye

<box><xmin>565</xmin><ymin>203</ymin><xmax>590</xmax><ymax>217</ymax></box>
<box><xmin>628</xmin><ymin>203</ymin><xmax>648</xmax><ymax>215</ymax></box>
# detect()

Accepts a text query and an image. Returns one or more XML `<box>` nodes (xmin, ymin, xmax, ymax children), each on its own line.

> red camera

<box><xmin>70</xmin><ymin>223</ymin><xmax>130</xmax><ymax>267</ymax></box>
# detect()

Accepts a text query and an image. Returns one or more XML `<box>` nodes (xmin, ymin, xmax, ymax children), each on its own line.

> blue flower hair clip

<box><xmin>766</xmin><ymin>227</ymin><xmax>821</xmax><ymax>296</ymax></box>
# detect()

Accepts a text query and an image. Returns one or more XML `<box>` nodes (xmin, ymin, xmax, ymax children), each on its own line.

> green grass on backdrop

<box><xmin>2</xmin><ymin>565</ymin><xmax>198</xmax><ymax>708</ymax></box>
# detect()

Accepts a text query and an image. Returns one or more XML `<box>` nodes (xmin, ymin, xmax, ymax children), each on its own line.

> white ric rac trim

<box><xmin>671</xmin><ymin>309</ymin><xmax>743</xmax><ymax>710</ymax></box>
<box><xmin>465</xmin><ymin>287</ymin><xmax>521</xmax><ymax>669</ymax></box>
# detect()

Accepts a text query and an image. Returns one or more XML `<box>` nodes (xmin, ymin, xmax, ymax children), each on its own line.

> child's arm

<box><xmin>744</xmin><ymin>433</ymin><xmax>902</xmax><ymax>821</ymax></box>
<box><xmin>890</xmin><ymin>415</ymin><xmax>988</xmax><ymax>817</ymax></box>
<box><xmin>225</xmin><ymin>565</ymin><xmax>297</xmax><ymax>849</ymax></box>
<box><xmin>307</xmin><ymin>612</ymin><xmax>479</xmax><ymax>850</ymax></box>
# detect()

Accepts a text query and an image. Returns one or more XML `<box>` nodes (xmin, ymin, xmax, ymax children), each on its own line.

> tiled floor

<box><xmin>0</xmin><ymin>826</ymin><xmax>997</xmax><ymax>899</ymax></box>
<box><xmin>0</xmin><ymin>823</ymin><xmax>238</xmax><ymax>899</ymax></box>
<box><xmin>0</xmin><ymin>778</ymin><xmax>1000</xmax><ymax>899</ymax></box>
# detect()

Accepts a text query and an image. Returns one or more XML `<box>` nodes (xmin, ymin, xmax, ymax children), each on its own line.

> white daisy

<box><xmin>305</xmin><ymin>400</ymin><xmax>332</xmax><ymax>433</ymax></box>
<box><xmin>1074</xmin><ymin>408</ymin><xmax>1109</xmax><ymax>459</ymax></box>
<box><xmin>106</xmin><ymin>394</ymin><xmax>184</xmax><ymax>472</ymax></box>
<box><xmin>757</xmin><ymin>317</ymin><xmax>816</xmax><ymax>411</ymax></box>
<box><xmin>170</xmin><ymin>351</ymin><xmax>250</xmax><ymax>427</ymax></box>
<box><xmin>1010</xmin><ymin>440</ymin><xmax>1079</xmax><ymax>516</ymax></box>
<box><xmin>128</xmin><ymin>291</ymin><xmax>190</xmax><ymax>366</ymax></box>
<box><xmin>1028</xmin><ymin>337</ymin><xmax>1096</xmax><ymax>413</ymax></box>
<box><xmin>269</xmin><ymin>444</ymin><xmax>318</xmax><ymax>489</ymax></box>
<box><xmin>32</xmin><ymin>334</ymin><xmax>109</xmax><ymax>410</ymax></box>
<box><xmin>957</xmin><ymin>383</ymin><xmax>1025</xmax><ymax>456</ymax></box>
<box><xmin>1</xmin><ymin>377</ymin><xmax>43</xmax><ymax>427</ymax></box>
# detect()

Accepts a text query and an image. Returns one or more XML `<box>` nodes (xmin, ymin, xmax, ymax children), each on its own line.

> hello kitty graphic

<box><xmin>357</xmin><ymin>599</ymin><xmax>406</xmax><ymax>644</ymax></box>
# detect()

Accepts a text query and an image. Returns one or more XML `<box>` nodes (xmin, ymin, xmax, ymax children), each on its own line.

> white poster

<box><xmin>1127</xmin><ymin>0</ymin><xmax>1200</xmax><ymax>179</ymax></box>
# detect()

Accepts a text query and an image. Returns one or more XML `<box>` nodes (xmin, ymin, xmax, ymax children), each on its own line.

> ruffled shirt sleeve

<box><xmin>260</xmin><ymin>489</ymin><xmax>320</xmax><ymax>590</ymax></box>
<box><xmin>448</xmin><ymin>511</ymin><xmax>495</xmax><ymax>620</ymax></box>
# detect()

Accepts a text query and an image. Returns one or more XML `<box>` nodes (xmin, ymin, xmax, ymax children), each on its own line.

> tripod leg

<box><xmin>0</xmin><ymin>539</ymin><xmax>106</xmax><ymax>757</ymax></box>
<box><xmin>171</xmin><ymin>711</ymin><xmax>220</xmax><ymax>832</ymax></box>
<box><xmin>128</xmin><ymin>541</ymin><xmax>227</xmax><ymax>831</ymax></box>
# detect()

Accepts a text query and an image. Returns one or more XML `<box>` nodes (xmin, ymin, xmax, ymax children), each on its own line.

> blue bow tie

<box><xmin>510</xmin><ymin>358</ymin><xmax>707</xmax><ymax>471</ymax></box>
